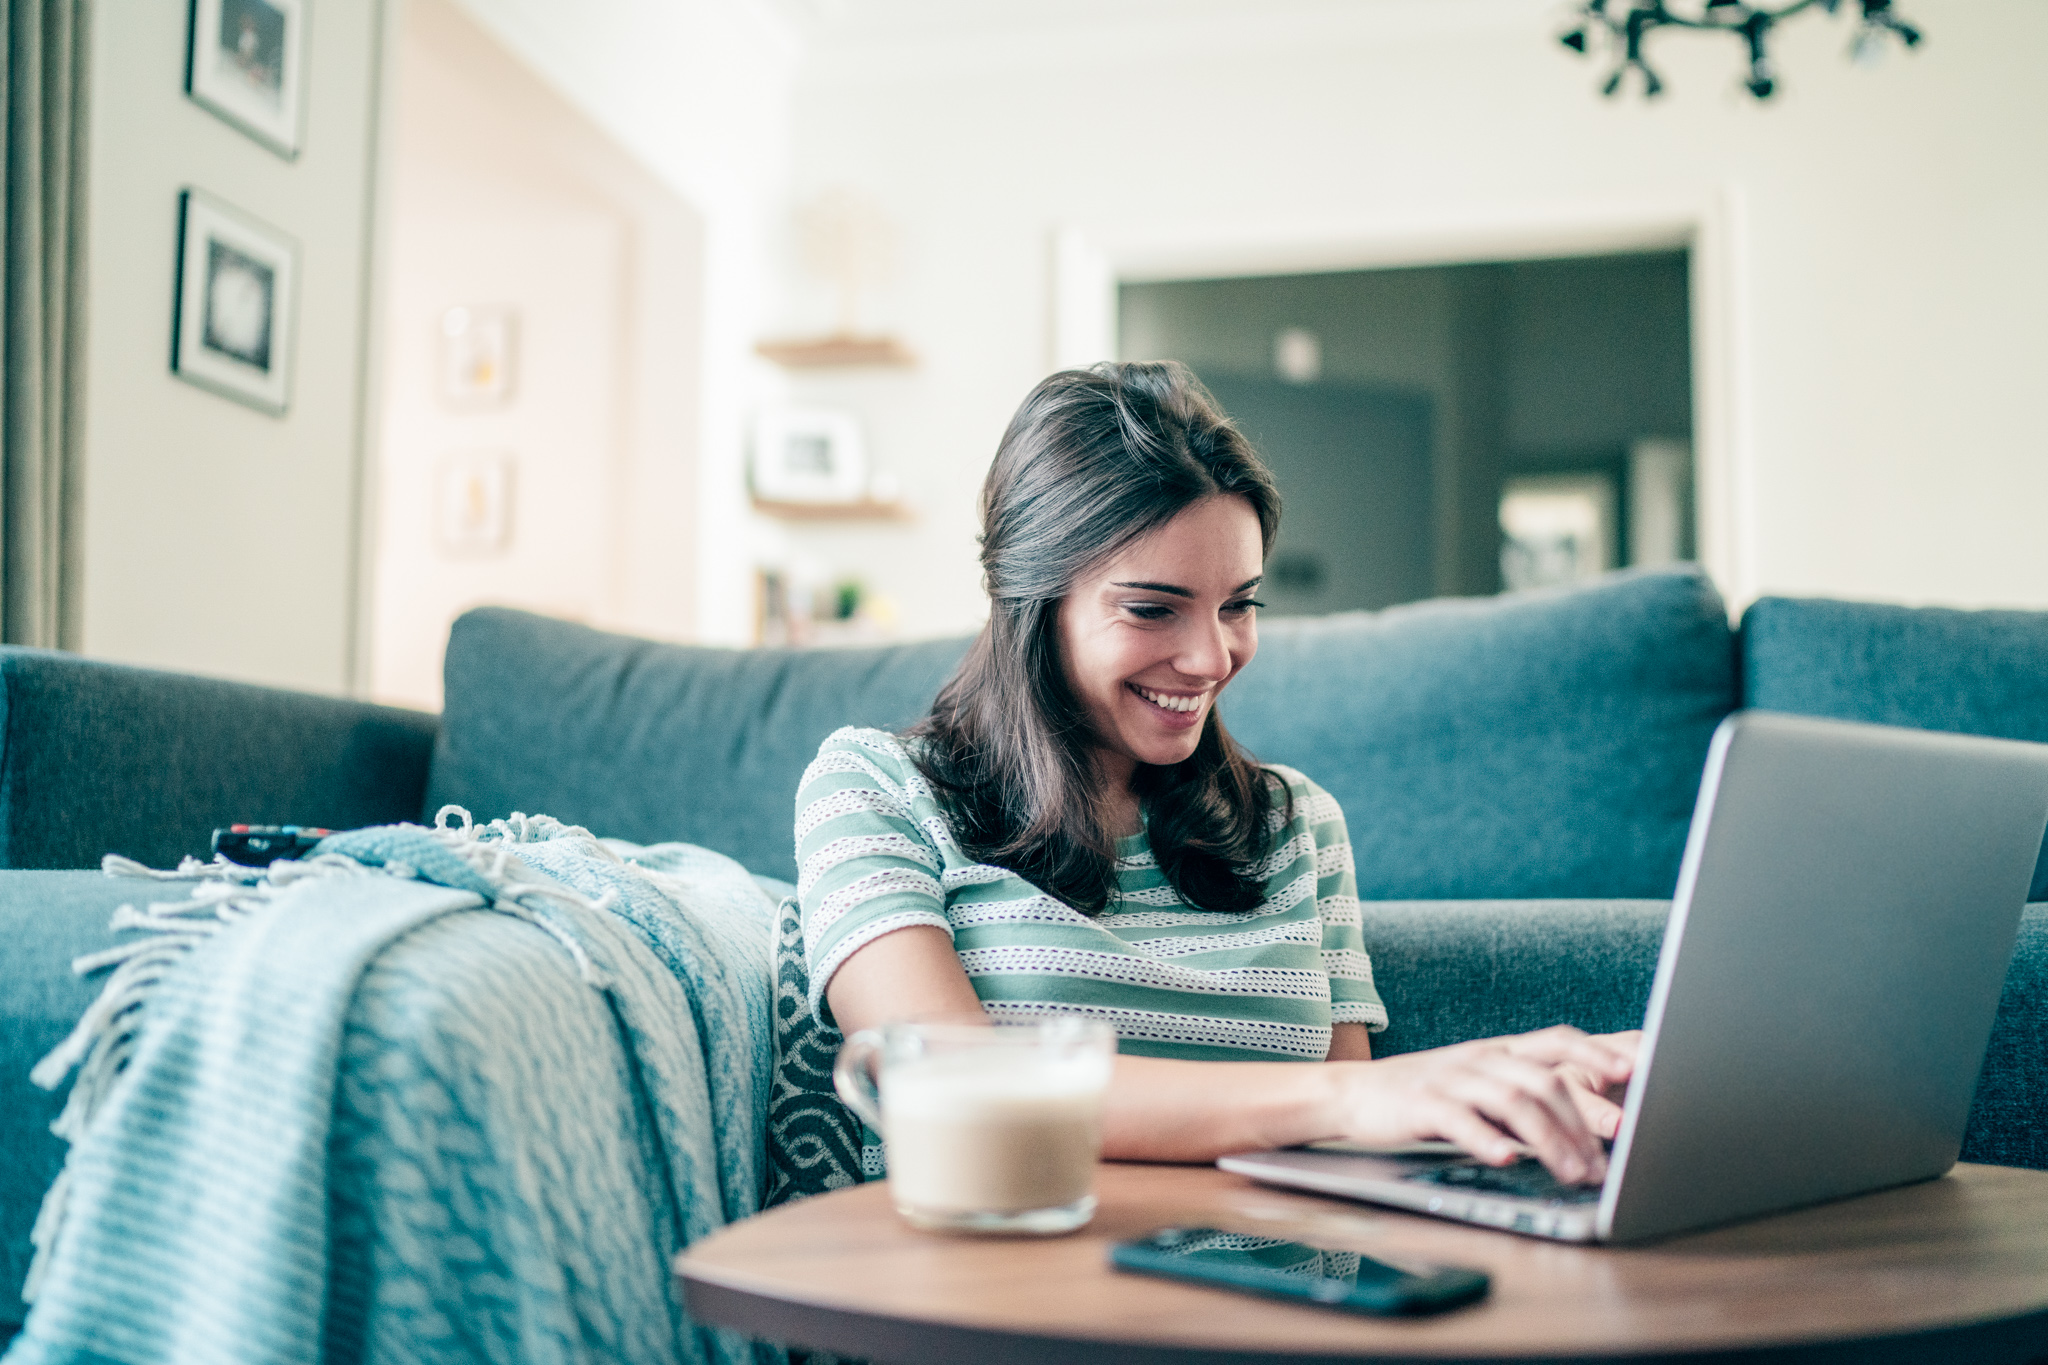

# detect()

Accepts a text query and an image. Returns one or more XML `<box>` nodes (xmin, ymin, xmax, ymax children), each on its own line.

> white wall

<box><xmin>445</xmin><ymin>0</ymin><xmax>802</xmax><ymax>645</ymax></box>
<box><xmin>782</xmin><ymin>0</ymin><xmax>2048</xmax><ymax>626</ymax></box>
<box><xmin>77</xmin><ymin>0</ymin><xmax>387</xmax><ymax>692</ymax></box>
<box><xmin>369</xmin><ymin>0</ymin><xmax>705</xmax><ymax>709</ymax></box>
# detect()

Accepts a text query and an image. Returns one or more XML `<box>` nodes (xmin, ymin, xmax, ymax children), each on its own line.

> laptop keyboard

<box><xmin>1404</xmin><ymin>1159</ymin><xmax>1603</xmax><ymax>1206</ymax></box>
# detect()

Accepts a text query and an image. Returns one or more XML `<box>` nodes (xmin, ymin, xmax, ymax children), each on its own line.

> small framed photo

<box><xmin>185</xmin><ymin>0</ymin><xmax>307</xmax><ymax>159</ymax></box>
<box><xmin>751</xmin><ymin>408</ymin><xmax>868</xmax><ymax>504</ymax></box>
<box><xmin>435</xmin><ymin>451</ymin><xmax>516</xmax><ymax>556</ymax></box>
<box><xmin>171</xmin><ymin>189</ymin><xmax>298</xmax><ymax>416</ymax></box>
<box><xmin>439</xmin><ymin>305</ymin><xmax>519</xmax><ymax>409</ymax></box>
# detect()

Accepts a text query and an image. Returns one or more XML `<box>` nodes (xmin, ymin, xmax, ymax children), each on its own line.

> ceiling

<box><xmin>770</xmin><ymin>0</ymin><xmax>1540</xmax><ymax>52</ymax></box>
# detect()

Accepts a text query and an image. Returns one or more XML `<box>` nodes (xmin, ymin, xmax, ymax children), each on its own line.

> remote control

<box><xmin>212</xmin><ymin>824</ymin><xmax>333</xmax><ymax>866</ymax></box>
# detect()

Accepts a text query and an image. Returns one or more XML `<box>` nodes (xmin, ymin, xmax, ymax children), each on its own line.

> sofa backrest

<box><xmin>425</xmin><ymin>609</ymin><xmax>971</xmax><ymax>881</ymax></box>
<box><xmin>1227</xmin><ymin>566</ymin><xmax>1739</xmax><ymax>899</ymax></box>
<box><xmin>1742</xmin><ymin>596</ymin><xmax>2048</xmax><ymax>900</ymax></box>
<box><xmin>431</xmin><ymin>570</ymin><xmax>1739</xmax><ymax>896</ymax></box>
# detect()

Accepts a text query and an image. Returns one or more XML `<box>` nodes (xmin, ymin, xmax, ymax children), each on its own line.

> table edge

<box><xmin>680</xmin><ymin>1271</ymin><xmax>2048</xmax><ymax>1365</ymax></box>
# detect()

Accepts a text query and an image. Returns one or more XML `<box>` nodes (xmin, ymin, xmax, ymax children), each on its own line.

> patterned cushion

<box><xmin>765</xmin><ymin>896</ymin><xmax>884</xmax><ymax>1208</ymax></box>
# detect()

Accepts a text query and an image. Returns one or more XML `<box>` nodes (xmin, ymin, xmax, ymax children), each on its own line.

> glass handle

<box><xmin>832</xmin><ymin>1029</ymin><xmax>887</xmax><ymax>1133</ymax></box>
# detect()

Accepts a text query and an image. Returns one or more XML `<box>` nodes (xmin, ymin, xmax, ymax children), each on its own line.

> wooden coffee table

<box><xmin>677</xmin><ymin>1161</ymin><xmax>2048</xmax><ymax>1364</ymax></box>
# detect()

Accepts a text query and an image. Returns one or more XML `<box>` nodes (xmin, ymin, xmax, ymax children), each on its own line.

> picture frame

<box><xmin>439</xmin><ymin>305</ymin><xmax>519</xmax><ymax>409</ymax></box>
<box><xmin>435</xmin><ymin>451</ymin><xmax>516</xmax><ymax>556</ymax></box>
<box><xmin>1498</xmin><ymin>472</ymin><xmax>1619</xmax><ymax>593</ymax></box>
<box><xmin>750</xmin><ymin>407</ymin><xmax>869</xmax><ymax>504</ymax></box>
<box><xmin>185</xmin><ymin>0</ymin><xmax>307</xmax><ymax>159</ymax></box>
<box><xmin>171</xmin><ymin>189</ymin><xmax>298</xmax><ymax>416</ymax></box>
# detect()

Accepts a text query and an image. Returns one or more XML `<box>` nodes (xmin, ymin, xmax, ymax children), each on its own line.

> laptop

<box><xmin>1219</xmin><ymin>710</ymin><xmax>2048</xmax><ymax>1244</ymax></box>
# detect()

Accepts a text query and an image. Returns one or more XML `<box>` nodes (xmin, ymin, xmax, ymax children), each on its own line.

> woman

<box><xmin>797</xmin><ymin>361</ymin><xmax>1636</xmax><ymax>1185</ymax></box>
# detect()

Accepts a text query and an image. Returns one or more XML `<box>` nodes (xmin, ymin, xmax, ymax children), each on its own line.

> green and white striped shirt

<box><xmin>796</xmin><ymin>726</ymin><xmax>1388</xmax><ymax>1062</ymax></box>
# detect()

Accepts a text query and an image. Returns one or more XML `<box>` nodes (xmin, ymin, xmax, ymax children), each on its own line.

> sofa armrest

<box><xmin>1363</xmin><ymin>899</ymin><xmax>2048</xmax><ymax>1171</ymax></box>
<box><xmin>0</xmin><ymin>649</ymin><xmax>437</xmax><ymax>869</ymax></box>
<box><xmin>0</xmin><ymin>872</ymin><xmax>136</xmax><ymax>1334</ymax></box>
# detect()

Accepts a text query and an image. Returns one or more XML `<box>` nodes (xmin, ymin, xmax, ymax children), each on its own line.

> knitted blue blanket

<box><xmin>8</xmin><ymin>812</ymin><xmax>782</xmax><ymax>1365</ymax></box>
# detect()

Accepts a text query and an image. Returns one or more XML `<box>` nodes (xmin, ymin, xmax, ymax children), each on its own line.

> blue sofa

<box><xmin>4</xmin><ymin>566</ymin><xmax>2046</xmax><ymax>1350</ymax></box>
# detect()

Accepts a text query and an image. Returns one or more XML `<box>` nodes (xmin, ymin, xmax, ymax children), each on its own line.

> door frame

<box><xmin>1048</xmin><ymin>189</ymin><xmax>1753</xmax><ymax>610</ymax></box>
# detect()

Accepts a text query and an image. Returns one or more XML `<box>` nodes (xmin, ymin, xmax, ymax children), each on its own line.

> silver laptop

<box><xmin>1220</xmin><ymin>710</ymin><xmax>2048</xmax><ymax>1244</ymax></box>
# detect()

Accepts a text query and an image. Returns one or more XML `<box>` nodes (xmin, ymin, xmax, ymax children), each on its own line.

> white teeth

<box><xmin>1136</xmin><ymin>686</ymin><xmax>1203</xmax><ymax>713</ymax></box>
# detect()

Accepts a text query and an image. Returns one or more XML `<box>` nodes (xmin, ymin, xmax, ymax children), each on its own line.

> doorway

<box><xmin>1118</xmin><ymin>251</ymin><xmax>1695</xmax><ymax>614</ymax></box>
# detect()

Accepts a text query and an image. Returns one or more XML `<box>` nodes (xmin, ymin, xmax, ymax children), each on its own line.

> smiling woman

<box><xmin>908</xmin><ymin>365</ymin><xmax>1285</xmax><ymax>917</ymax></box>
<box><xmin>797</xmin><ymin>361</ymin><xmax>1639</xmax><ymax>1179</ymax></box>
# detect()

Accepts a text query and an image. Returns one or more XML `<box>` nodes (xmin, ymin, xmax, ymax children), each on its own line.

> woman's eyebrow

<box><xmin>1111</xmin><ymin>577</ymin><xmax>1264</xmax><ymax>599</ymax></box>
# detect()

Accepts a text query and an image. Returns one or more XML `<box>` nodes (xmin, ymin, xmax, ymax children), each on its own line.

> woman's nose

<box><xmin>1177</xmin><ymin>617</ymin><xmax>1234</xmax><ymax>681</ymax></box>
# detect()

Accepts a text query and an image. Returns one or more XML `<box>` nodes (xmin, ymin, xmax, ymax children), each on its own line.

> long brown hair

<box><xmin>908</xmin><ymin>361</ymin><xmax>1286</xmax><ymax>914</ymax></box>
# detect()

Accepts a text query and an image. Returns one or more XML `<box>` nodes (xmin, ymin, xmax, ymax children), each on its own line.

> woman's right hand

<box><xmin>1319</xmin><ymin>1025</ymin><xmax>1637</xmax><ymax>1185</ymax></box>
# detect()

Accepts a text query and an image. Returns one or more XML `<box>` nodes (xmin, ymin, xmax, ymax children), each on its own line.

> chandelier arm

<box><xmin>1564</xmin><ymin>0</ymin><xmax>1919</xmax><ymax>100</ymax></box>
<box><xmin>1646</xmin><ymin>0</ymin><xmax>1831</xmax><ymax>34</ymax></box>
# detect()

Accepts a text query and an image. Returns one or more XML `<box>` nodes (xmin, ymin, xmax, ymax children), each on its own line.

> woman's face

<box><xmin>1056</xmin><ymin>493</ymin><xmax>1265</xmax><ymax>784</ymax></box>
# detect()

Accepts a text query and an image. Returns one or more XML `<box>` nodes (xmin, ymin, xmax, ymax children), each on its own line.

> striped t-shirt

<box><xmin>796</xmin><ymin>726</ymin><xmax>1388</xmax><ymax>1062</ymax></box>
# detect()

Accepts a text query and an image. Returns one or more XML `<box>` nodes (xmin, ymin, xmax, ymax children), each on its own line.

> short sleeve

<box><xmin>795</xmin><ymin>728</ymin><xmax>952</xmax><ymax>1023</ymax></box>
<box><xmin>1289</xmin><ymin>774</ymin><xmax>1389</xmax><ymax>1033</ymax></box>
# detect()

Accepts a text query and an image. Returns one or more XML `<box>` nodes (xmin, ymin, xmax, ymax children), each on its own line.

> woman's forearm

<box><xmin>1101</xmin><ymin>1026</ymin><xmax>1640</xmax><ymax>1178</ymax></box>
<box><xmin>1103</xmin><ymin>1055</ymin><xmax>1345</xmax><ymax>1162</ymax></box>
<box><xmin>824</xmin><ymin>927</ymin><xmax>1635</xmax><ymax>1181</ymax></box>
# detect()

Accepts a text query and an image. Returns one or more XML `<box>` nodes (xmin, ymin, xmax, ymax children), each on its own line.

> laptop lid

<box><xmin>1598</xmin><ymin>711</ymin><xmax>2048</xmax><ymax>1242</ymax></box>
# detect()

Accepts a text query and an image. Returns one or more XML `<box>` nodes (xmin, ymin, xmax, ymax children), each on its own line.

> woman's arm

<box><xmin>1327</xmin><ymin>1022</ymin><xmax>1374</xmax><ymax>1061</ymax></box>
<box><xmin>825</xmin><ymin>926</ymin><xmax>1636</xmax><ymax>1184</ymax></box>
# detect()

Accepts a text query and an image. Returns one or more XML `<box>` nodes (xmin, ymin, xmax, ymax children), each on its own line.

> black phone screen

<box><xmin>1108</xmin><ymin>1226</ymin><xmax>1490</xmax><ymax>1315</ymax></box>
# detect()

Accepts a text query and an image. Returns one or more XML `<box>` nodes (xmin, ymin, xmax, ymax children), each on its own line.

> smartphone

<box><xmin>1108</xmin><ymin>1226</ymin><xmax>1489</xmax><ymax>1316</ymax></box>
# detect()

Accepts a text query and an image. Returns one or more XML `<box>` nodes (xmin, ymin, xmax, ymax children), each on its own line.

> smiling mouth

<box><xmin>1130</xmin><ymin>684</ymin><xmax>1207</xmax><ymax>715</ymax></box>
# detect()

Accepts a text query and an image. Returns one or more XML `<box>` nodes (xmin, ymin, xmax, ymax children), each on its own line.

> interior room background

<box><xmin>25</xmin><ymin>0</ymin><xmax>2048</xmax><ymax>702</ymax></box>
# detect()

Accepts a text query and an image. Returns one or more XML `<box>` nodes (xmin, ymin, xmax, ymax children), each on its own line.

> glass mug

<box><xmin>833</xmin><ymin>1016</ymin><xmax>1117</xmax><ymax>1234</ymax></box>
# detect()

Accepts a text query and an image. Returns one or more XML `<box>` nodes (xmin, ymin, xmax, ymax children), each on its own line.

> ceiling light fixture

<box><xmin>1560</xmin><ymin>0</ymin><xmax>1922</xmax><ymax>100</ymax></box>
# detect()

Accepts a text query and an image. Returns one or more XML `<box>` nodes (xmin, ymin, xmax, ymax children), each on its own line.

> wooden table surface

<box><xmin>677</xmin><ymin>1161</ymin><xmax>2048</xmax><ymax>1364</ymax></box>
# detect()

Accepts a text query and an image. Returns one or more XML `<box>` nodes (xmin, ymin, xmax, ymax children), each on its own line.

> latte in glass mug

<box><xmin>834</xmin><ymin>1017</ymin><xmax>1117</xmax><ymax>1233</ymax></box>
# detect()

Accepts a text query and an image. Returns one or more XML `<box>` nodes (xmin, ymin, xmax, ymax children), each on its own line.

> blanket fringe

<box><xmin>22</xmin><ymin>808</ymin><xmax>622</xmax><ymax>1304</ymax></box>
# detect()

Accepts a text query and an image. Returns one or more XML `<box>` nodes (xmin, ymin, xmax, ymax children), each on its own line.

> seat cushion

<box><xmin>425</xmin><ymin>609</ymin><xmax>972</xmax><ymax>883</ymax></box>
<box><xmin>1741</xmin><ymin>595</ymin><xmax>2048</xmax><ymax>900</ymax></box>
<box><xmin>1226</xmin><ymin>567</ymin><xmax>1738</xmax><ymax>900</ymax></box>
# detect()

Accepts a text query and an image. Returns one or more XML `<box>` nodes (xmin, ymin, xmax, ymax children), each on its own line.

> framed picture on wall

<box><xmin>185</xmin><ymin>0</ymin><xmax>307</xmax><ymax>158</ymax></box>
<box><xmin>171</xmin><ymin>189</ymin><xmax>298</xmax><ymax>416</ymax></box>
<box><xmin>750</xmin><ymin>407</ymin><xmax>868</xmax><ymax>504</ymax></box>
<box><xmin>439</xmin><ymin>305</ymin><xmax>519</xmax><ymax>409</ymax></box>
<box><xmin>435</xmin><ymin>451</ymin><xmax>516</xmax><ymax>555</ymax></box>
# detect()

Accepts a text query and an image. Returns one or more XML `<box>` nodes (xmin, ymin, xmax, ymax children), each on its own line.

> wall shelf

<box><xmin>751</xmin><ymin>495</ymin><xmax>912</xmax><ymax>522</ymax></box>
<box><xmin>754</xmin><ymin>333</ymin><xmax>916</xmax><ymax>368</ymax></box>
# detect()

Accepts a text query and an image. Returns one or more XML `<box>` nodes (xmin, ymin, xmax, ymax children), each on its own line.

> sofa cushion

<box><xmin>764</xmin><ymin>891</ymin><xmax>879</xmax><ymax>1209</ymax></box>
<box><xmin>1226</xmin><ymin>567</ymin><xmax>1738</xmax><ymax>900</ymax></box>
<box><xmin>1363</xmin><ymin>899</ymin><xmax>1669</xmax><ymax>1059</ymax></box>
<box><xmin>1361</xmin><ymin>897</ymin><xmax>2048</xmax><ymax>1170</ymax></box>
<box><xmin>425</xmin><ymin>609</ymin><xmax>972</xmax><ymax>882</ymax></box>
<box><xmin>1741</xmin><ymin>596</ymin><xmax>2048</xmax><ymax>900</ymax></box>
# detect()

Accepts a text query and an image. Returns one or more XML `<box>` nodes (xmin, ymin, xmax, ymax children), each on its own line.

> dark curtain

<box><xmin>0</xmin><ymin>0</ymin><xmax>88</xmax><ymax>649</ymax></box>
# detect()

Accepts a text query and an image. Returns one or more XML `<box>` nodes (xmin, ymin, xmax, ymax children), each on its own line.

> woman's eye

<box><xmin>1124</xmin><ymin>602</ymin><xmax>1173</xmax><ymax>621</ymax></box>
<box><xmin>1224</xmin><ymin>598</ymin><xmax>1266</xmax><ymax>614</ymax></box>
